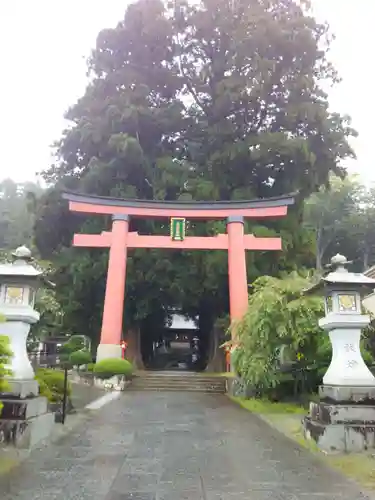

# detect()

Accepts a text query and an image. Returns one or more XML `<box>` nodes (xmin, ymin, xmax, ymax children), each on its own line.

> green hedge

<box><xmin>0</xmin><ymin>335</ymin><xmax>12</xmax><ymax>414</ymax></box>
<box><xmin>69</xmin><ymin>349</ymin><xmax>92</xmax><ymax>367</ymax></box>
<box><xmin>35</xmin><ymin>368</ymin><xmax>72</xmax><ymax>403</ymax></box>
<box><xmin>93</xmin><ymin>358</ymin><xmax>133</xmax><ymax>380</ymax></box>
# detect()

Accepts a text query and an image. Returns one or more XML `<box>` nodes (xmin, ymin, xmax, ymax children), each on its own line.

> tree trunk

<box><xmin>205</xmin><ymin>327</ymin><xmax>226</xmax><ymax>372</ymax></box>
<box><xmin>363</xmin><ymin>248</ymin><xmax>370</xmax><ymax>272</ymax></box>
<box><xmin>316</xmin><ymin>227</ymin><xmax>331</xmax><ymax>271</ymax></box>
<box><xmin>125</xmin><ymin>327</ymin><xmax>144</xmax><ymax>370</ymax></box>
<box><xmin>316</xmin><ymin>227</ymin><xmax>323</xmax><ymax>270</ymax></box>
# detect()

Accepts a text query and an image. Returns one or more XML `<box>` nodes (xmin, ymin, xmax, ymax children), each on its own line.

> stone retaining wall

<box><xmin>70</xmin><ymin>371</ymin><xmax>131</xmax><ymax>392</ymax></box>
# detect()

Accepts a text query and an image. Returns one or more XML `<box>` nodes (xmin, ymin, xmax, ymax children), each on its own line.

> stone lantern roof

<box><xmin>0</xmin><ymin>246</ymin><xmax>55</xmax><ymax>287</ymax></box>
<box><xmin>305</xmin><ymin>254</ymin><xmax>375</xmax><ymax>295</ymax></box>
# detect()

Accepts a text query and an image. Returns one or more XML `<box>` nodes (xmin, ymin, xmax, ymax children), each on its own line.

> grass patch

<box><xmin>229</xmin><ymin>395</ymin><xmax>306</xmax><ymax>414</ymax></box>
<box><xmin>230</xmin><ymin>394</ymin><xmax>375</xmax><ymax>491</ymax></box>
<box><xmin>0</xmin><ymin>455</ymin><xmax>18</xmax><ymax>475</ymax></box>
<box><xmin>329</xmin><ymin>454</ymin><xmax>375</xmax><ymax>490</ymax></box>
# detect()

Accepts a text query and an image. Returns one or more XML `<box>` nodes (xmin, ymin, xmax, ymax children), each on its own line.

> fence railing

<box><xmin>28</xmin><ymin>352</ymin><xmax>63</xmax><ymax>370</ymax></box>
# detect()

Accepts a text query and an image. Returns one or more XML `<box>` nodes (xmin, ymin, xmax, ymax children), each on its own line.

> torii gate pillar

<box><xmin>96</xmin><ymin>214</ymin><xmax>129</xmax><ymax>361</ymax></box>
<box><xmin>227</xmin><ymin>216</ymin><xmax>248</xmax><ymax>337</ymax></box>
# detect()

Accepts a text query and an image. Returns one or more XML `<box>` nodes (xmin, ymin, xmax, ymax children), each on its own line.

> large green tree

<box><xmin>303</xmin><ymin>175</ymin><xmax>361</xmax><ymax>270</ymax></box>
<box><xmin>303</xmin><ymin>176</ymin><xmax>375</xmax><ymax>272</ymax></box>
<box><xmin>0</xmin><ymin>178</ymin><xmax>43</xmax><ymax>251</ymax></box>
<box><xmin>346</xmin><ymin>186</ymin><xmax>375</xmax><ymax>271</ymax></box>
<box><xmin>35</xmin><ymin>0</ymin><xmax>355</xmax><ymax>344</ymax></box>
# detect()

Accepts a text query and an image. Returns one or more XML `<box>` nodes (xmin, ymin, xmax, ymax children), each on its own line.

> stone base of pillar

<box><xmin>0</xmin><ymin>395</ymin><xmax>54</xmax><ymax>449</ymax></box>
<box><xmin>96</xmin><ymin>343</ymin><xmax>122</xmax><ymax>362</ymax></box>
<box><xmin>303</xmin><ymin>385</ymin><xmax>375</xmax><ymax>453</ymax></box>
<box><xmin>319</xmin><ymin>384</ymin><xmax>375</xmax><ymax>404</ymax></box>
<box><xmin>2</xmin><ymin>379</ymin><xmax>39</xmax><ymax>399</ymax></box>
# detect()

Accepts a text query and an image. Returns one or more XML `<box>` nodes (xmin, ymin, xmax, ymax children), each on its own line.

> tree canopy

<box><xmin>303</xmin><ymin>175</ymin><xmax>375</xmax><ymax>272</ymax></box>
<box><xmin>0</xmin><ymin>178</ymin><xmax>42</xmax><ymax>252</ymax></box>
<box><xmin>34</xmin><ymin>0</ymin><xmax>356</xmax><ymax>343</ymax></box>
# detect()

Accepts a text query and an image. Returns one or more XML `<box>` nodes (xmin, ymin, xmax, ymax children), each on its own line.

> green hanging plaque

<box><xmin>170</xmin><ymin>217</ymin><xmax>186</xmax><ymax>241</ymax></box>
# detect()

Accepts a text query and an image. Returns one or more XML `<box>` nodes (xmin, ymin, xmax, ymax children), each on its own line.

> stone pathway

<box><xmin>0</xmin><ymin>392</ymin><xmax>372</xmax><ymax>499</ymax></box>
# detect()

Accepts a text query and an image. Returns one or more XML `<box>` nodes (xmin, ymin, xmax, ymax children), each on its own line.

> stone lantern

<box><xmin>303</xmin><ymin>254</ymin><xmax>375</xmax><ymax>453</ymax></box>
<box><xmin>0</xmin><ymin>246</ymin><xmax>44</xmax><ymax>396</ymax></box>
<box><xmin>0</xmin><ymin>246</ymin><xmax>55</xmax><ymax>448</ymax></box>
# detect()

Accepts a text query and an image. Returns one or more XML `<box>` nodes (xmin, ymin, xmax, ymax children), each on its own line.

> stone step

<box><xmin>132</xmin><ymin>380</ymin><xmax>225</xmax><ymax>387</ymax></box>
<box><xmin>135</xmin><ymin>371</ymin><xmax>224</xmax><ymax>376</ymax></box>
<box><xmin>130</xmin><ymin>373</ymin><xmax>226</xmax><ymax>393</ymax></box>
<box><xmin>133</xmin><ymin>376</ymin><xmax>225</xmax><ymax>382</ymax></box>
<box><xmin>132</xmin><ymin>377</ymin><xmax>225</xmax><ymax>384</ymax></box>
<box><xmin>128</xmin><ymin>386</ymin><xmax>225</xmax><ymax>393</ymax></box>
<box><xmin>131</xmin><ymin>382</ymin><xmax>225</xmax><ymax>391</ymax></box>
<box><xmin>130</xmin><ymin>381</ymin><xmax>225</xmax><ymax>386</ymax></box>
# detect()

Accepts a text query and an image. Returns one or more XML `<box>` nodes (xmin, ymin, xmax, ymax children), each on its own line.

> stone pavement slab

<box><xmin>0</xmin><ymin>392</ymin><xmax>373</xmax><ymax>499</ymax></box>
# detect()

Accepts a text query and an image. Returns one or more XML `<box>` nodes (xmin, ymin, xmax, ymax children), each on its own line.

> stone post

<box><xmin>303</xmin><ymin>254</ymin><xmax>375</xmax><ymax>453</ymax></box>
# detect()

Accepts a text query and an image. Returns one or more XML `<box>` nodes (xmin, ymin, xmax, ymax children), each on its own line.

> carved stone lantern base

<box><xmin>303</xmin><ymin>385</ymin><xmax>375</xmax><ymax>453</ymax></box>
<box><xmin>4</xmin><ymin>379</ymin><xmax>39</xmax><ymax>399</ymax></box>
<box><xmin>0</xmin><ymin>395</ymin><xmax>55</xmax><ymax>448</ymax></box>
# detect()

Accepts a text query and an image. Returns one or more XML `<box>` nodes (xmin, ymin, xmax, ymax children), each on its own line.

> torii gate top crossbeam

<box><xmin>62</xmin><ymin>192</ymin><xmax>295</xmax><ymax>219</ymax></box>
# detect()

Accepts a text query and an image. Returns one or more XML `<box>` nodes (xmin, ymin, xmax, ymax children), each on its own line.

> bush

<box><xmin>69</xmin><ymin>349</ymin><xmax>92</xmax><ymax>368</ymax></box>
<box><xmin>93</xmin><ymin>358</ymin><xmax>133</xmax><ymax>380</ymax></box>
<box><xmin>233</xmin><ymin>272</ymin><xmax>375</xmax><ymax>401</ymax></box>
<box><xmin>86</xmin><ymin>363</ymin><xmax>95</xmax><ymax>372</ymax></box>
<box><xmin>0</xmin><ymin>334</ymin><xmax>12</xmax><ymax>414</ymax></box>
<box><xmin>233</xmin><ymin>272</ymin><xmax>326</xmax><ymax>398</ymax></box>
<box><xmin>37</xmin><ymin>377</ymin><xmax>53</xmax><ymax>402</ymax></box>
<box><xmin>35</xmin><ymin>368</ymin><xmax>72</xmax><ymax>403</ymax></box>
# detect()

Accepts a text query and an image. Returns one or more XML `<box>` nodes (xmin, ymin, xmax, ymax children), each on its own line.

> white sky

<box><xmin>0</xmin><ymin>0</ymin><xmax>373</xmax><ymax>184</ymax></box>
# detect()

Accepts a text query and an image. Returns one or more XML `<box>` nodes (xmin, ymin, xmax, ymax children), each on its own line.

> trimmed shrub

<box><xmin>0</xmin><ymin>334</ymin><xmax>12</xmax><ymax>414</ymax></box>
<box><xmin>93</xmin><ymin>358</ymin><xmax>133</xmax><ymax>380</ymax></box>
<box><xmin>69</xmin><ymin>349</ymin><xmax>92</xmax><ymax>368</ymax></box>
<box><xmin>38</xmin><ymin>377</ymin><xmax>53</xmax><ymax>402</ymax></box>
<box><xmin>86</xmin><ymin>363</ymin><xmax>95</xmax><ymax>372</ymax></box>
<box><xmin>35</xmin><ymin>368</ymin><xmax>72</xmax><ymax>403</ymax></box>
<box><xmin>59</xmin><ymin>336</ymin><xmax>86</xmax><ymax>363</ymax></box>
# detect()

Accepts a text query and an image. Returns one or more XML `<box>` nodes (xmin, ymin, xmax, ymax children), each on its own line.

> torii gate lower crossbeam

<box><xmin>63</xmin><ymin>192</ymin><xmax>295</xmax><ymax>363</ymax></box>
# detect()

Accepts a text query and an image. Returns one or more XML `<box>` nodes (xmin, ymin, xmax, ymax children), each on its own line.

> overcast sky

<box><xmin>0</xmin><ymin>0</ymin><xmax>373</xmax><ymax>184</ymax></box>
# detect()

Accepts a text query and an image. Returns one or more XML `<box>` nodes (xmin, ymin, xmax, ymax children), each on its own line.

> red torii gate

<box><xmin>63</xmin><ymin>192</ymin><xmax>295</xmax><ymax>362</ymax></box>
